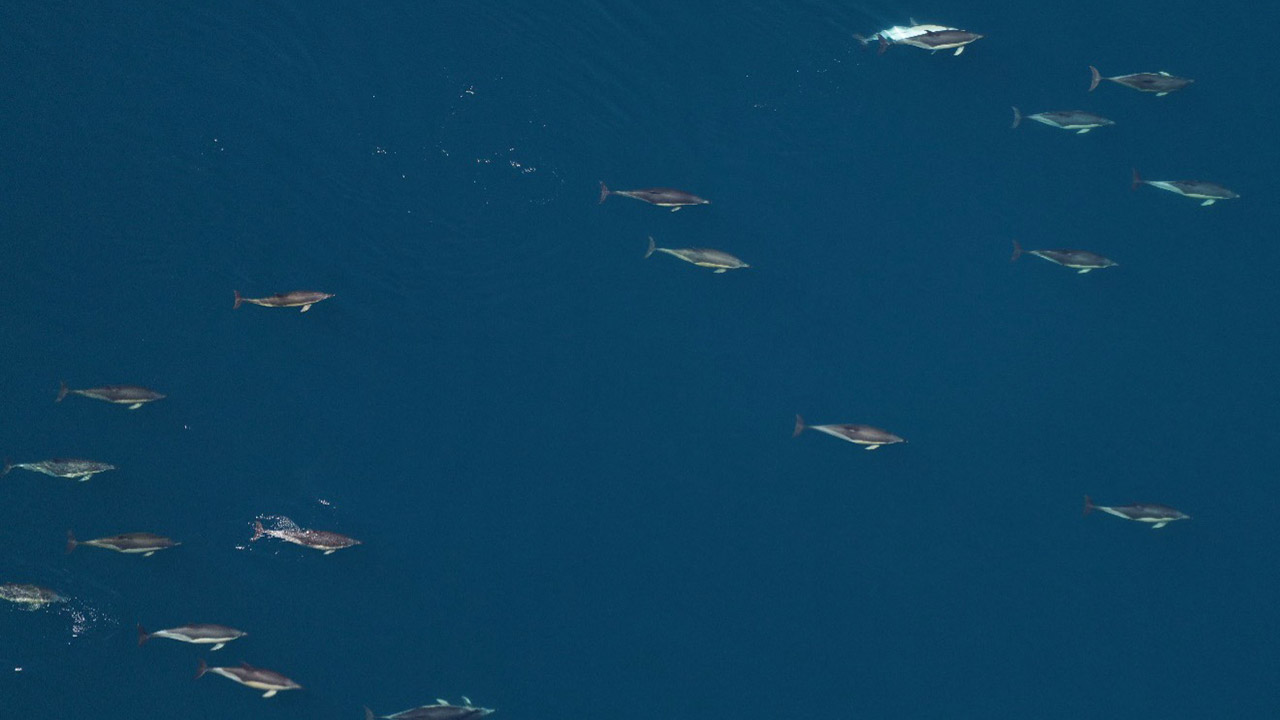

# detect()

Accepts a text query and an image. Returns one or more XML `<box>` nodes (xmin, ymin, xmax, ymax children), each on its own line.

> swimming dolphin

<box><xmin>3</xmin><ymin>458</ymin><xmax>116</xmax><ymax>482</ymax></box>
<box><xmin>792</xmin><ymin>414</ymin><xmax>905</xmax><ymax>450</ymax></box>
<box><xmin>251</xmin><ymin>519</ymin><xmax>361</xmax><ymax>555</ymax></box>
<box><xmin>644</xmin><ymin>236</ymin><xmax>748</xmax><ymax>273</ymax></box>
<box><xmin>598</xmin><ymin>182</ymin><xmax>710</xmax><ymax>211</ymax></box>
<box><xmin>233</xmin><ymin>290</ymin><xmax>334</xmax><ymax>312</ymax></box>
<box><xmin>1132</xmin><ymin>168</ymin><xmax>1238</xmax><ymax>206</ymax></box>
<box><xmin>1011</xmin><ymin>240</ymin><xmax>1117</xmax><ymax>273</ymax></box>
<box><xmin>365</xmin><ymin>698</ymin><xmax>496</xmax><ymax>720</ymax></box>
<box><xmin>0</xmin><ymin>583</ymin><xmax>65</xmax><ymax>610</ymax></box>
<box><xmin>196</xmin><ymin>658</ymin><xmax>301</xmax><ymax>698</ymax></box>
<box><xmin>1089</xmin><ymin>66</ymin><xmax>1193</xmax><ymax>95</ymax></box>
<box><xmin>139</xmin><ymin>623</ymin><xmax>247</xmax><ymax>651</ymax></box>
<box><xmin>1011</xmin><ymin>108</ymin><xmax>1114</xmax><ymax>134</ymax></box>
<box><xmin>1084</xmin><ymin>496</ymin><xmax>1190</xmax><ymax>529</ymax></box>
<box><xmin>56</xmin><ymin>382</ymin><xmax>165</xmax><ymax>410</ymax></box>
<box><xmin>67</xmin><ymin>530</ymin><xmax>179</xmax><ymax>557</ymax></box>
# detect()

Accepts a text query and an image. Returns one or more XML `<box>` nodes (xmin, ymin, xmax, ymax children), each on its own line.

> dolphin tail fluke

<box><xmin>1130</xmin><ymin>168</ymin><xmax>1143</xmax><ymax>191</ymax></box>
<box><xmin>1010</xmin><ymin>107</ymin><xmax>1023</xmax><ymax>129</ymax></box>
<box><xmin>1088</xmin><ymin>66</ymin><xmax>1102</xmax><ymax>92</ymax></box>
<box><xmin>1010</xmin><ymin>240</ymin><xmax>1023</xmax><ymax>263</ymax></box>
<box><xmin>1</xmin><ymin>459</ymin><xmax>11</xmax><ymax>477</ymax></box>
<box><xmin>251</xmin><ymin>521</ymin><xmax>266</xmax><ymax>542</ymax></box>
<box><xmin>598</xmin><ymin>181</ymin><xmax>610</xmax><ymax>205</ymax></box>
<box><xmin>233</xmin><ymin>290</ymin><xmax>243</xmax><ymax>309</ymax></box>
<box><xmin>854</xmin><ymin>33</ymin><xmax>870</xmax><ymax>46</ymax></box>
<box><xmin>792</xmin><ymin>414</ymin><xmax>806</xmax><ymax>438</ymax></box>
<box><xmin>195</xmin><ymin>658</ymin><xmax>208</xmax><ymax>679</ymax></box>
<box><xmin>645</xmin><ymin>236</ymin><xmax>656</xmax><ymax>260</ymax></box>
<box><xmin>137</xmin><ymin>624</ymin><xmax>150</xmax><ymax>647</ymax></box>
<box><xmin>65</xmin><ymin>530</ymin><xmax>77</xmax><ymax>554</ymax></box>
<box><xmin>56</xmin><ymin>381</ymin><xmax>69</xmax><ymax>403</ymax></box>
<box><xmin>1083</xmin><ymin>495</ymin><xmax>1095</xmax><ymax>516</ymax></box>
<box><xmin>365</xmin><ymin>708</ymin><xmax>377</xmax><ymax>720</ymax></box>
<box><xmin>877</xmin><ymin>36</ymin><xmax>889</xmax><ymax>55</ymax></box>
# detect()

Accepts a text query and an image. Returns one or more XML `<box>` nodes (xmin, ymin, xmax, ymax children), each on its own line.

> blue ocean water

<box><xmin>3</xmin><ymin>1</ymin><xmax>1279</xmax><ymax>717</ymax></box>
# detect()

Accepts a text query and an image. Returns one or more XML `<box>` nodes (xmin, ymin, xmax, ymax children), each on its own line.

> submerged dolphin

<box><xmin>139</xmin><ymin>623</ymin><xmax>247</xmax><ymax>651</ymax></box>
<box><xmin>644</xmin><ymin>236</ymin><xmax>748</xmax><ymax>273</ymax></box>
<box><xmin>1084</xmin><ymin>496</ymin><xmax>1190</xmax><ymax>529</ymax></box>
<box><xmin>233</xmin><ymin>290</ymin><xmax>334</xmax><ymax>312</ymax></box>
<box><xmin>1011</xmin><ymin>240</ymin><xmax>1116</xmax><ymax>273</ymax></box>
<box><xmin>792</xmin><ymin>414</ymin><xmax>905</xmax><ymax>450</ymax></box>
<box><xmin>0</xmin><ymin>583</ymin><xmax>65</xmax><ymax>610</ymax></box>
<box><xmin>251</xmin><ymin>518</ymin><xmax>361</xmax><ymax>554</ymax></box>
<box><xmin>1132</xmin><ymin>168</ymin><xmax>1238</xmax><ymax>206</ymax></box>
<box><xmin>1011</xmin><ymin>108</ymin><xmax>1114</xmax><ymax>134</ymax></box>
<box><xmin>365</xmin><ymin>698</ymin><xmax>496</xmax><ymax>720</ymax></box>
<box><xmin>3</xmin><ymin>459</ymin><xmax>116</xmax><ymax>482</ymax></box>
<box><xmin>67</xmin><ymin>530</ymin><xmax>179</xmax><ymax>557</ymax></box>
<box><xmin>196</xmin><ymin>658</ymin><xmax>301</xmax><ymax>698</ymax></box>
<box><xmin>57</xmin><ymin>382</ymin><xmax>165</xmax><ymax>410</ymax></box>
<box><xmin>598</xmin><ymin>182</ymin><xmax>710</xmax><ymax>211</ymax></box>
<box><xmin>1089</xmin><ymin>66</ymin><xmax>1193</xmax><ymax>95</ymax></box>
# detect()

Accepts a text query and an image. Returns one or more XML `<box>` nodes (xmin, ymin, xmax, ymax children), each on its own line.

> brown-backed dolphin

<box><xmin>365</xmin><ymin>698</ymin><xmax>496</xmax><ymax>720</ymax></box>
<box><xmin>1011</xmin><ymin>108</ymin><xmax>1114</xmax><ymax>134</ymax></box>
<box><xmin>1011</xmin><ymin>240</ymin><xmax>1116</xmax><ymax>273</ymax></box>
<box><xmin>0</xmin><ymin>583</ymin><xmax>65</xmax><ymax>610</ymax></box>
<box><xmin>1084</xmin><ymin>495</ymin><xmax>1190</xmax><ymax>529</ymax></box>
<box><xmin>3</xmin><ymin>458</ymin><xmax>116</xmax><ymax>482</ymax></box>
<box><xmin>56</xmin><ymin>382</ymin><xmax>164</xmax><ymax>410</ymax></box>
<box><xmin>1089</xmin><ymin>66</ymin><xmax>1193</xmax><ymax>95</ymax></box>
<box><xmin>251</xmin><ymin>518</ymin><xmax>361</xmax><ymax>555</ymax></box>
<box><xmin>233</xmin><ymin>290</ymin><xmax>334</xmax><ymax>312</ymax></box>
<box><xmin>139</xmin><ymin>623</ymin><xmax>247</xmax><ymax>651</ymax></box>
<box><xmin>792</xmin><ymin>414</ymin><xmax>905</xmax><ymax>450</ymax></box>
<box><xmin>644</xmin><ymin>236</ymin><xmax>748</xmax><ymax>273</ymax></box>
<box><xmin>196</xmin><ymin>658</ymin><xmax>301</xmax><ymax>698</ymax></box>
<box><xmin>1131</xmin><ymin>169</ymin><xmax>1238</xmax><ymax>206</ymax></box>
<box><xmin>67</xmin><ymin>530</ymin><xmax>179</xmax><ymax>557</ymax></box>
<box><xmin>598</xmin><ymin>182</ymin><xmax>710</xmax><ymax>211</ymax></box>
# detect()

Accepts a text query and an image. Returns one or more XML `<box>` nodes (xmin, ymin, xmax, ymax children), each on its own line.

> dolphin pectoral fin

<box><xmin>1076</xmin><ymin>128</ymin><xmax>1091</xmax><ymax>134</ymax></box>
<box><xmin>864</xmin><ymin>445</ymin><xmax>880</xmax><ymax>450</ymax></box>
<box><xmin>301</xmin><ymin>304</ymin><xmax>312</xmax><ymax>312</ymax></box>
<box><xmin>128</xmin><ymin>403</ymin><xmax>143</xmax><ymax>410</ymax></box>
<box><xmin>263</xmin><ymin>690</ymin><xmax>278</xmax><ymax>698</ymax></box>
<box><xmin>211</xmin><ymin>643</ymin><xmax>225</xmax><ymax>651</ymax></box>
<box><xmin>954</xmin><ymin>47</ymin><xmax>964</xmax><ymax>56</ymax></box>
<box><xmin>144</xmin><ymin>551</ymin><xmax>155</xmax><ymax>557</ymax></box>
<box><xmin>713</xmin><ymin>269</ymin><xmax>726</xmax><ymax>274</ymax></box>
<box><xmin>324</xmin><ymin>549</ymin><xmax>335</xmax><ymax>555</ymax></box>
<box><xmin>670</xmin><ymin>206</ymin><xmax>680</xmax><ymax>212</ymax></box>
<box><xmin>1077</xmin><ymin>268</ymin><xmax>1091</xmax><ymax>274</ymax></box>
<box><xmin>1151</xmin><ymin>522</ymin><xmax>1168</xmax><ymax>529</ymax></box>
<box><xmin>1157</xmin><ymin>91</ymin><xmax>1168</xmax><ymax>96</ymax></box>
<box><xmin>79</xmin><ymin>475</ymin><xmax>93</xmax><ymax>482</ymax></box>
<box><xmin>1201</xmin><ymin>199</ymin><xmax>1215</xmax><ymax>206</ymax></box>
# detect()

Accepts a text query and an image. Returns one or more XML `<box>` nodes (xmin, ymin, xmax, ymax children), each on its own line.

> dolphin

<box><xmin>233</xmin><ymin>290</ymin><xmax>334</xmax><ymax>312</ymax></box>
<box><xmin>3</xmin><ymin>458</ymin><xmax>116</xmax><ymax>482</ymax></box>
<box><xmin>56</xmin><ymin>382</ymin><xmax>165</xmax><ymax>410</ymax></box>
<box><xmin>792</xmin><ymin>414</ymin><xmax>905</xmax><ymax>450</ymax></box>
<box><xmin>251</xmin><ymin>518</ymin><xmax>361</xmax><ymax>555</ymax></box>
<box><xmin>139</xmin><ymin>623</ymin><xmax>247</xmax><ymax>651</ymax></box>
<box><xmin>598</xmin><ymin>182</ymin><xmax>710</xmax><ymax>211</ymax></box>
<box><xmin>196</xmin><ymin>658</ymin><xmax>301</xmax><ymax>698</ymax></box>
<box><xmin>1089</xmin><ymin>66</ymin><xmax>1193</xmax><ymax>95</ymax></box>
<box><xmin>1084</xmin><ymin>496</ymin><xmax>1190</xmax><ymax>529</ymax></box>
<box><xmin>644</xmin><ymin>236</ymin><xmax>748</xmax><ymax>273</ymax></box>
<box><xmin>1132</xmin><ymin>168</ymin><xmax>1238</xmax><ymax>206</ymax></box>
<box><xmin>1011</xmin><ymin>240</ymin><xmax>1117</xmax><ymax>274</ymax></box>
<box><xmin>365</xmin><ymin>699</ymin><xmax>496</xmax><ymax>720</ymax></box>
<box><xmin>1011</xmin><ymin>108</ymin><xmax>1114</xmax><ymax>134</ymax></box>
<box><xmin>0</xmin><ymin>583</ymin><xmax>66</xmax><ymax>610</ymax></box>
<box><xmin>67</xmin><ymin>530</ymin><xmax>179</xmax><ymax>557</ymax></box>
